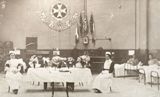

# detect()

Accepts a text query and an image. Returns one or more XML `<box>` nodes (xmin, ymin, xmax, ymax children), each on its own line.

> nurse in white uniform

<box><xmin>92</xmin><ymin>52</ymin><xmax>114</xmax><ymax>93</ymax></box>
<box><xmin>4</xmin><ymin>52</ymin><xmax>25</xmax><ymax>94</ymax></box>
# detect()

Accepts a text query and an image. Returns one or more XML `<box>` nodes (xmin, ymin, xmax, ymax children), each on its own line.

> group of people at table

<box><xmin>4</xmin><ymin>48</ymin><xmax>160</xmax><ymax>95</ymax></box>
<box><xmin>4</xmin><ymin>49</ymin><xmax>114</xmax><ymax>95</ymax></box>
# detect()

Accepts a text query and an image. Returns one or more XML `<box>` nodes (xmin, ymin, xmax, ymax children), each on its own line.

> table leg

<box><xmin>66</xmin><ymin>82</ymin><xmax>69</xmax><ymax>97</ymax></box>
<box><xmin>51</xmin><ymin>82</ymin><xmax>54</xmax><ymax>97</ymax></box>
<box><xmin>44</xmin><ymin>82</ymin><xmax>48</xmax><ymax>90</ymax></box>
<box><xmin>38</xmin><ymin>82</ymin><xmax>40</xmax><ymax>86</ymax></box>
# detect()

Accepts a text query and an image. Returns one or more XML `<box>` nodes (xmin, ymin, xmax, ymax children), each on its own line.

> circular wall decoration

<box><xmin>51</xmin><ymin>3</ymin><xmax>67</xmax><ymax>20</ymax></box>
<box><xmin>40</xmin><ymin>0</ymin><xmax>79</xmax><ymax>32</ymax></box>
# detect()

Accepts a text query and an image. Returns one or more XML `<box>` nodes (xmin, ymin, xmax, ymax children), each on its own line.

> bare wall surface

<box><xmin>0</xmin><ymin>0</ymin><xmax>158</xmax><ymax>50</ymax></box>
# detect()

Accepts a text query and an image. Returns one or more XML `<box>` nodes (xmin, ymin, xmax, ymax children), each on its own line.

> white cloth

<box><xmin>29</xmin><ymin>62</ymin><xmax>41</xmax><ymax>68</ymax></box>
<box><xmin>114</xmin><ymin>64</ymin><xmax>125</xmax><ymax>77</ymax></box>
<box><xmin>103</xmin><ymin>59</ymin><xmax>112</xmax><ymax>70</ymax></box>
<box><xmin>139</xmin><ymin>65</ymin><xmax>160</xmax><ymax>83</ymax></box>
<box><xmin>75</xmin><ymin>62</ymin><xmax>83</xmax><ymax>68</ymax></box>
<box><xmin>43</xmin><ymin>57</ymin><xmax>50</xmax><ymax>64</ymax></box>
<box><xmin>26</xmin><ymin>68</ymin><xmax>93</xmax><ymax>86</ymax></box>
<box><xmin>69</xmin><ymin>68</ymin><xmax>92</xmax><ymax>86</ymax></box>
<box><xmin>92</xmin><ymin>71</ymin><xmax>112</xmax><ymax>93</ymax></box>
<box><xmin>5</xmin><ymin>59</ymin><xmax>23</xmax><ymax>90</ymax></box>
<box><xmin>92</xmin><ymin>59</ymin><xmax>113</xmax><ymax>93</ymax></box>
<box><xmin>125</xmin><ymin>63</ymin><xmax>138</xmax><ymax>70</ymax></box>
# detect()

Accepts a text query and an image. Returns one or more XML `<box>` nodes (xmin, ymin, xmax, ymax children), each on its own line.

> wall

<box><xmin>87</xmin><ymin>0</ymin><xmax>136</xmax><ymax>49</ymax></box>
<box><xmin>0</xmin><ymin>0</ymin><xmax>138</xmax><ymax>50</ymax></box>
<box><xmin>149</xmin><ymin>0</ymin><xmax>160</xmax><ymax>49</ymax></box>
<box><xmin>0</xmin><ymin>0</ymin><xmax>83</xmax><ymax>49</ymax></box>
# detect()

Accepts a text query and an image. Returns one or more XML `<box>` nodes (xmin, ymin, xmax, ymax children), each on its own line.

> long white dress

<box><xmin>92</xmin><ymin>59</ymin><xmax>113</xmax><ymax>93</ymax></box>
<box><xmin>5</xmin><ymin>59</ymin><xmax>24</xmax><ymax>90</ymax></box>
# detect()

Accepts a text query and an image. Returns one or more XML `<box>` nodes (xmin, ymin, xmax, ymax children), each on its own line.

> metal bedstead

<box><xmin>123</xmin><ymin>63</ymin><xmax>139</xmax><ymax>78</ymax></box>
<box><xmin>138</xmin><ymin>68</ymin><xmax>146</xmax><ymax>85</ymax></box>
<box><xmin>150</xmin><ymin>71</ymin><xmax>160</xmax><ymax>90</ymax></box>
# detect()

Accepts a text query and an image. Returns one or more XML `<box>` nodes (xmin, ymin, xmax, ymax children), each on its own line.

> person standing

<box><xmin>4</xmin><ymin>52</ymin><xmax>25</xmax><ymax>94</ymax></box>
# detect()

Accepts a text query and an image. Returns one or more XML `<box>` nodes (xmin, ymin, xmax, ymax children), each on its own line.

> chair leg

<box><xmin>110</xmin><ymin>87</ymin><xmax>112</xmax><ymax>92</ymax></box>
<box><xmin>144</xmin><ymin>74</ymin><xmax>146</xmax><ymax>85</ymax></box>
<box><xmin>158</xmin><ymin>78</ymin><xmax>159</xmax><ymax>90</ymax></box>
<box><xmin>38</xmin><ymin>82</ymin><xmax>40</xmax><ymax>86</ymax></box>
<box><xmin>151</xmin><ymin>75</ymin><xmax>152</xmax><ymax>87</ymax></box>
<box><xmin>138</xmin><ymin>74</ymin><xmax>140</xmax><ymax>83</ymax></box>
<box><xmin>124</xmin><ymin>69</ymin><xmax>126</xmax><ymax>79</ymax></box>
<box><xmin>8</xmin><ymin>86</ymin><xmax>10</xmax><ymax>93</ymax></box>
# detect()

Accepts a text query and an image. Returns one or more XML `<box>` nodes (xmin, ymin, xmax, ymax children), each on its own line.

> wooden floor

<box><xmin>0</xmin><ymin>73</ymin><xmax>160</xmax><ymax>97</ymax></box>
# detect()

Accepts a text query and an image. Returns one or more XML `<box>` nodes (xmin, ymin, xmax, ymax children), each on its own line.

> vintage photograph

<box><xmin>0</xmin><ymin>0</ymin><xmax>160</xmax><ymax>97</ymax></box>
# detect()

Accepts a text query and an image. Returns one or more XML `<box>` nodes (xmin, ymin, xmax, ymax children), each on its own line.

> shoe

<box><xmin>110</xmin><ymin>87</ymin><xmax>112</xmax><ymax>92</ymax></box>
<box><xmin>94</xmin><ymin>89</ymin><xmax>102</xmax><ymax>93</ymax></box>
<box><xmin>13</xmin><ymin>89</ymin><xmax>18</xmax><ymax>94</ymax></box>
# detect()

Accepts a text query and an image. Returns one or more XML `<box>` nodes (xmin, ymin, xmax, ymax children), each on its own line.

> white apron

<box><xmin>92</xmin><ymin>59</ymin><xmax>113</xmax><ymax>93</ymax></box>
<box><xmin>5</xmin><ymin>59</ymin><xmax>23</xmax><ymax>90</ymax></box>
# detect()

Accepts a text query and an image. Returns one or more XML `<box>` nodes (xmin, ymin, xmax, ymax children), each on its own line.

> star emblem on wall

<box><xmin>40</xmin><ymin>0</ymin><xmax>79</xmax><ymax>32</ymax></box>
<box><xmin>52</xmin><ymin>3</ymin><xmax>67</xmax><ymax>19</ymax></box>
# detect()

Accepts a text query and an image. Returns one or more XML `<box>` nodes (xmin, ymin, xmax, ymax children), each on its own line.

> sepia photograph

<box><xmin>0</xmin><ymin>0</ymin><xmax>160</xmax><ymax>97</ymax></box>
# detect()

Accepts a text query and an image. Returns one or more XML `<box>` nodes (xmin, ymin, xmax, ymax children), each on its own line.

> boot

<box><xmin>13</xmin><ymin>89</ymin><xmax>18</xmax><ymax>94</ymax></box>
<box><xmin>110</xmin><ymin>87</ymin><xmax>112</xmax><ymax>92</ymax></box>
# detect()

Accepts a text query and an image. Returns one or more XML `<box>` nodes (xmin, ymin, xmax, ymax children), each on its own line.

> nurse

<box><xmin>4</xmin><ymin>52</ymin><xmax>25</xmax><ymax>94</ymax></box>
<box><xmin>92</xmin><ymin>52</ymin><xmax>114</xmax><ymax>93</ymax></box>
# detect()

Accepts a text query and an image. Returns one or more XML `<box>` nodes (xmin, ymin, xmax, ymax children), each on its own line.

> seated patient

<box><xmin>148</xmin><ymin>54</ymin><xmax>159</xmax><ymax>66</ymax></box>
<box><xmin>66</xmin><ymin>57</ymin><xmax>75</xmax><ymax>68</ymax></box>
<box><xmin>29</xmin><ymin>55</ymin><xmax>41</xmax><ymax>68</ymax></box>
<box><xmin>42</xmin><ymin>57</ymin><xmax>50</xmax><ymax>67</ymax></box>
<box><xmin>75</xmin><ymin>57</ymin><xmax>83</xmax><ymax>68</ymax></box>
<box><xmin>92</xmin><ymin>52</ymin><xmax>114</xmax><ymax>93</ymax></box>
<box><xmin>50</xmin><ymin>49</ymin><xmax>67</xmax><ymax>68</ymax></box>
<box><xmin>81</xmin><ymin>51</ymin><xmax>91</xmax><ymax>68</ymax></box>
<box><xmin>127</xmin><ymin>55</ymin><xmax>139</xmax><ymax>66</ymax></box>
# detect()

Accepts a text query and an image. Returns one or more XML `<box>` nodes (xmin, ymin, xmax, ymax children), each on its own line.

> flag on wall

<box><xmin>79</xmin><ymin>13</ymin><xmax>83</xmax><ymax>37</ymax></box>
<box><xmin>90</xmin><ymin>13</ymin><xmax>96</xmax><ymax>45</ymax></box>
<box><xmin>83</xmin><ymin>14</ymin><xmax>89</xmax><ymax>36</ymax></box>
<box><xmin>75</xmin><ymin>24</ymin><xmax>79</xmax><ymax>44</ymax></box>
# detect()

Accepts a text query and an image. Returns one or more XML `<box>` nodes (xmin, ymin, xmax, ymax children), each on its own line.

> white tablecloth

<box><xmin>26</xmin><ymin>68</ymin><xmax>93</xmax><ymax>85</ymax></box>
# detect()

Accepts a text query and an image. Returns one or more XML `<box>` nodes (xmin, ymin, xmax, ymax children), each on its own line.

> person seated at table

<box><xmin>148</xmin><ymin>54</ymin><xmax>159</xmax><ymax>66</ymax></box>
<box><xmin>42</xmin><ymin>57</ymin><xmax>50</xmax><ymax>67</ymax></box>
<box><xmin>29</xmin><ymin>55</ymin><xmax>41</xmax><ymax>68</ymax></box>
<box><xmin>66</xmin><ymin>57</ymin><xmax>75</xmax><ymax>68</ymax></box>
<box><xmin>74</xmin><ymin>57</ymin><xmax>83</xmax><ymax>68</ymax></box>
<box><xmin>127</xmin><ymin>55</ymin><xmax>139</xmax><ymax>66</ymax></box>
<box><xmin>4</xmin><ymin>52</ymin><xmax>25</xmax><ymax>94</ymax></box>
<box><xmin>81</xmin><ymin>51</ymin><xmax>91</xmax><ymax>68</ymax></box>
<box><xmin>50</xmin><ymin>49</ymin><xmax>67</xmax><ymax>68</ymax></box>
<box><xmin>92</xmin><ymin>52</ymin><xmax>114</xmax><ymax>93</ymax></box>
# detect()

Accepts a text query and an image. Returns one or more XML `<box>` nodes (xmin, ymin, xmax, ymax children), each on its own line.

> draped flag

<box><xmin>83</xmin><ymin>14</ymin><xmax>89</xmax><ymax>36</ymax></box>
<box><xmin>75</xmin><ymin>24</ymin><xmax>79</xmax><ymax>44</ymax></box>
<box><xmin>90</xmin><ymin>13</ymin><xmax>96</xmax><ymax>45</ymax></box>
<box><xmin>79</xmin><ymin>13</ymin><xmax>83</xmax><ymax>37</ymax></box>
